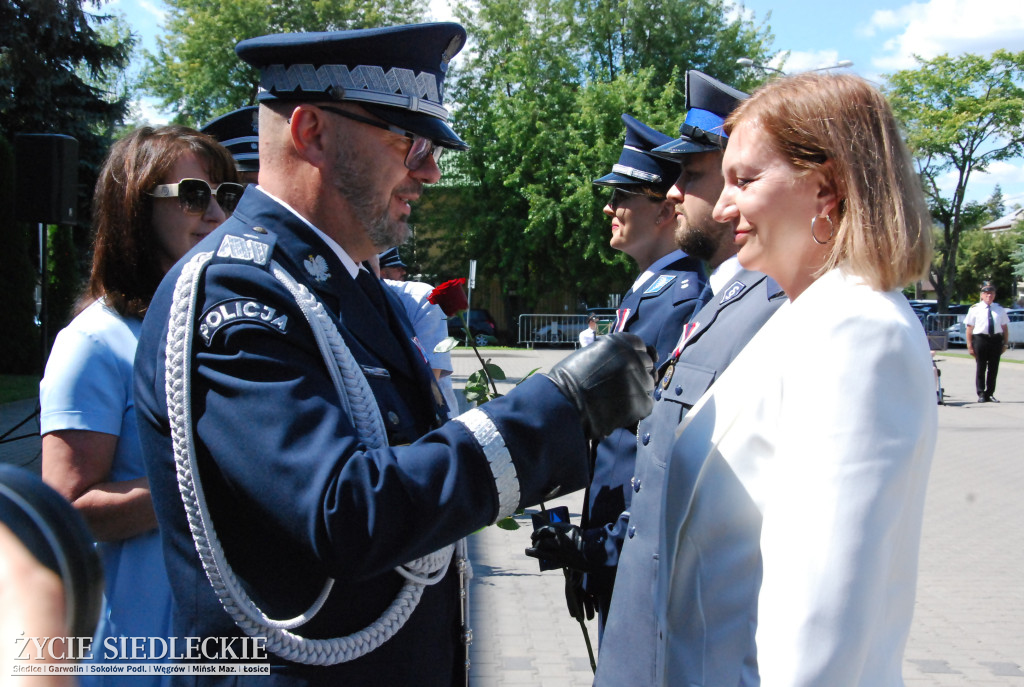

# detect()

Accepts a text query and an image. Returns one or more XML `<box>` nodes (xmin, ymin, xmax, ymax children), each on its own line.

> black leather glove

<box><xmin>525</xmin><ymin>521</ymin><xmax>602</xmax><ymax>572</ymax></box>
<box><xmin>564</xmin><ymin>569</ymin><xmax>596</xmax><ymax>622</ymax></box>
<box><xmin>543</xmin><ymin>332</ymin><xmax>656</xmax><ymax>440</ymax></box>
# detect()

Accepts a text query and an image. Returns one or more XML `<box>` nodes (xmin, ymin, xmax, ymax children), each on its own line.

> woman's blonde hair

<box><xmin>724</xmin><ymin>72</ymin><xmax>931</xmax><ymax>292</ymax></box>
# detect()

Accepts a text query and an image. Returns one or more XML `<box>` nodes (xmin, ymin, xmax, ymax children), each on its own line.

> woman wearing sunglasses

<box><xmin>39</xmin><ymin>125</ymin><xmax>239</xmax><ymax>681</ymax></box>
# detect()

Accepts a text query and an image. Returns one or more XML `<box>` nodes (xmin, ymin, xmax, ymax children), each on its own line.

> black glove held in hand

<box><xmin>524</xmin><ymin>521</ymin><xmax>601</xmax><ymax>572</ymax></box>
<box><xmin>543</xmin><ymin>332</ymin><xmax>656</xmax><ymax>440</ymax></box>
<box><xmin>564</xmin><ymin>569</ymin><xmax>596</xmax><ymax>622</ymax></box>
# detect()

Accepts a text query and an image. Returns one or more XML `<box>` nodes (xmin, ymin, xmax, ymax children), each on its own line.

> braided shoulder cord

<box><xmin>165</xmin><ymin>252</ymin><xmax>453</xmax><ymax>665</ymax></box>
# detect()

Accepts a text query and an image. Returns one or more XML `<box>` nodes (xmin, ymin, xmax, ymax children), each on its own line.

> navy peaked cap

<box><xmin>593</xmin><ymin>114</ymin><xmax>678</xmax><ymax>193</ymax></box>
<box><xmin>200</xmin><ymin>106</ymin><xmax>260</xmax><ymax>172</ymax></box>
<box><xmin>236</xmin><ymin>23</ymin><xmax>468</xmax><ymax>150</ymax></box>
<box><xmin>652</xmin><ymin>71</ymin><xmax>747</xmax><ymax>159</ymax></box>
<box><xmin>378</xmin><ymin>247</ymin><xmax>406</xmax><ymax>269</ymax></box>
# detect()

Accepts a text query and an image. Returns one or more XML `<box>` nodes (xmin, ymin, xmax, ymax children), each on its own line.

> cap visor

<box><xmin>650</xmin><ymin>136</ymin><xmax>718</xmax><ymax>159</ymax></box>
<box><xmin>592</xmin><ymin>172</ymin><xmax>647</xmax><ymax>188</ymax></box>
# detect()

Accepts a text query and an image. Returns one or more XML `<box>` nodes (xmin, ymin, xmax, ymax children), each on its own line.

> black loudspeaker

<box><xmin>14</xmin><ymin>133</ymin><xmax>79</xmax><ymax>225</ymax></box>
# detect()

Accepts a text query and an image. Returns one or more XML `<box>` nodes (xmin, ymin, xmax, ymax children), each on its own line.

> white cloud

<box><xmin>134</xmin><ymin>96</ymin><xmax>171</xmax><ymax>126</ymax></box>
<box><xmin>428</xmin><ymin>0</ymin><xmax>457</xmax><ymax>22</ymax></box>
<box><xmin>935</xmin><ymin>160</ymin><xmax>1024</xmax><ymax>206</ymax></box>
<box><xmin>775</xmin><ymin>49</ymin><xmax>846</xmax><ymax>73</ymax></box>
<box><xmin>870</xmin><ymin>0</ymin><xmax>1024</xmax><ymax>71</ymax></box>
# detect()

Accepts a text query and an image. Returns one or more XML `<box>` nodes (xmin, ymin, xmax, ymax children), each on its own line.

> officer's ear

<box><xmin>288</xmin><ymin>105</ymin><xmax>332</xmax><ymax>170</ymax></box>
<box><xmin>655</xmin><ymin>196</ymin><xmax>676</xmax><ymax>227</ymax></box>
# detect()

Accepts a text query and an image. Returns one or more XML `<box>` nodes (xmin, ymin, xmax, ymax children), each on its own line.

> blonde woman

<box><xmin>655</xmin><ymin>73</ymin><xmax>936</xmax><ymax>686</ymax></box>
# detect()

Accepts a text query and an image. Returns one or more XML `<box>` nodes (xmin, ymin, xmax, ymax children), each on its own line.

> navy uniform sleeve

<box><xmin>166</xmin><ymin>259</ymin><xmax>589</xmax><ymax>580</ymax></box>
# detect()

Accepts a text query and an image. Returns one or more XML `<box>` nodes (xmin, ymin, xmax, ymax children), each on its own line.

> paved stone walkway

<box><xmin>2</xmin><ymin>345</ymin><xmax>1021</xmax><ymax>685</ymax></box>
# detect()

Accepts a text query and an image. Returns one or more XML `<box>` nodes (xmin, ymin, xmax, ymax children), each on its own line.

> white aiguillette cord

<box><xmin>165</xmin><ymin>251</ymin><xmax>453</xmax><ymax>665</ymax></box>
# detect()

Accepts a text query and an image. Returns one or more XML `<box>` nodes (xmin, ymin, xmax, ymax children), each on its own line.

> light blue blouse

<box><xmin>40</xmin><ymin>299</ymin><xmax>173</xmax><ymax>684</ymax></box>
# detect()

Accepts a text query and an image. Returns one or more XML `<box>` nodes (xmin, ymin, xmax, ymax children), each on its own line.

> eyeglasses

<box><xmin>148</xmin><ymin>178</ymin><xmax>245</xmax><ymax>215</ymax></box>
<box><xmin>317</xmin><ymin>105</ymin><xmax>444</xmax><ymax>171</ymax></box>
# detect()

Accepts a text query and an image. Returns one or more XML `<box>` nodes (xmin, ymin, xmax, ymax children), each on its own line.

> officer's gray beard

<box><xmin>330</xmin><ymin>146</ymin><xmax>412</xmax><ymax>250</ymax></box>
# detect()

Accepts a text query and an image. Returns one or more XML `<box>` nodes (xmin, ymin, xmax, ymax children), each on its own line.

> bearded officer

<box><xmin>527</xmin><ymin>72</ymin><xmax>786</xmax><ymax>684</ymax></box>
<box><xmin>133</xmin><ymin>23</ymin><xmax>655</xmax><ymax>686</ymax></box>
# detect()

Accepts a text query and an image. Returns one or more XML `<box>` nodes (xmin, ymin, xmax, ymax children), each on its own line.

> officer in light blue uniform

<box><xmin>133</xmin><ymin>24</ymin><xmax>655</xmax><ymax>687</ymax></box>
<box><xmin>594</xmin><ymin>71</ymin><xmax>787</xmax><ymax>685</ymax></box>
<box><xmin>526</xmin><ymin>114</ymin><xmax>704</xmax><ymax>634</ymax></box>
<box><xmin>527</xmin><ymin>71</ymin><xmax>787</xmax><ymax>681</ymax></box>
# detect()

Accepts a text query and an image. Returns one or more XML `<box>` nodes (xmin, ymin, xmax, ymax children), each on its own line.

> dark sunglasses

<box><xmin>317</xmin><ymin>105</ymin><xmax>444</xmax><ymax>171</ymax></box>
<box><xmin>609</xmin><ymin>187</ymin><xmax>646</xmax><ymax>209</ymax></box>
<box><xmin>149</xmin><ymin>178</ymin><xmax>245</xmax><ymax>215</ymax></box>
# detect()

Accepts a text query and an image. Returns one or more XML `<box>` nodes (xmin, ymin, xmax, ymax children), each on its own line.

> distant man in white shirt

<box><xmin>965</xmin><ymin>281</ymin><xmax>1010</xmax><ymax>403</ymax></box>
<box><xmin>579</xmin><ymin>315</ymin><xmax>598</xmax><ymax>347</ymax></box>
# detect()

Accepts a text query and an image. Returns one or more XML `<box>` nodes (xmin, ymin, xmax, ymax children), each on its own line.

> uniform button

<box><xmin>675</xmin><ymin>385</ymin><xmax>683</xmax><ymax>396</ymax></box>
<box><xmin>653</xmin><ymin>389</ymin><xmax>662</xmax><ymax>401</ymax></box>
<box><xmin>628</xmin><ymin>526</ymin><xmax>636</xmax><ymax>539</ymax></box>
<box><xmin>633</xmin><ymin>478</ymin><xmax>641</xmax><ymax>493</ymax></box>
<box><xmin>387</xmin><ymin>411</ymin><xmax>400</xmax><ymax>425</ymax></box>
<box><xmin>642</xmin><ymin>433</ymin><xmax>650</xmax><ymax>446</ymax></box>
<box><xmin>252</xmin><ymin>226</ymin><xmax>267</xmax><ymax>234</ymax></box>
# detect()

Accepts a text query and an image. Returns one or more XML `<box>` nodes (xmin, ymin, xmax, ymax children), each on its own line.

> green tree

<box><xmin>955</xmin><ymin>225</ymin><xmax>1023</xmax><ymax>304</ymax></box>
<box><xmin>1</xmin><ymin>0</ymin><xmax>133</xmax><ymax>370</ymax></box>
<box><xmin>985</xmin><ymin>184</ymin><xmax>1006</xmax><ymax>221</ymax></box>
<box><xmin>569</xmin><ymin>0</ymin><xmax>773</xmax><ymax>92</ymax></box>
<box><xmin>141</xmin><ymin>0</ymin><xmax>429</xmax><ymax>126</ymax></box>
<box><xmin>420</xmin><ymin>0</ymin><xmax>771</xmax><ymax>310</ymax></box>
<box><xmin>0</xmin><ymin>0</ymin><xmax>132</xmax><ymax>178</ymax></box>
<box><xmin>886</xmin><ymin>50</ymin><xmax>1024</xmax><ymax>310</ymax></box>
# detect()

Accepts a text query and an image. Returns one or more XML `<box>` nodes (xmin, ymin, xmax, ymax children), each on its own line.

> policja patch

<box><xmin>199</xmin><ymin>298</ymin><xmax>289</xmax><ymax>346</ymax></box>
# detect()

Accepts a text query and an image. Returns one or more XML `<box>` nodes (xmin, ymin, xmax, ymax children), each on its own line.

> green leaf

<box><xmin>434</xmin><ymin>336</ymin><xmax>461</xmax><ymax>354</ymax></box>
<box><xmin>483</xmin><ymin>362</ymin><xmax>507</xmax><ymax>380</ymax></box>
<box><xmin>495</xmin><ymin>516</ymin><xmax>521</xmax><ymax>531</ymax></box>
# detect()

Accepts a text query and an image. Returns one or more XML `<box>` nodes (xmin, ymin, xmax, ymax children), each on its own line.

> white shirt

<box><xmin>579</xmin><ymin>327</ymin><xmax>597</xmax><ymax>347</ymax></box>
<box><xmin>709</xmin><ymin>255</ymin><xmax>744</xmax><ymax>296</ymax></box>
<box><xmin>964</xmin><ymin>300</ymin><xmax>1009</xmax><ymax>336</ymax></box>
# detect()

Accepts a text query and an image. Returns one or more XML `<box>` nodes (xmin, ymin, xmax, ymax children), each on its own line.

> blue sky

<box><xmin>100</xmin><ymin>0</ymin><xmax>1024</xmax><ymax>209</ymax></box>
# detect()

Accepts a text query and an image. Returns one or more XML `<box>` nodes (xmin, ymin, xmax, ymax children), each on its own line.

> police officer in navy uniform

<box><xmin>527</xmin><ymin>72</ymin><xmax>786</xmax><ymax>683</ymax></box>
<box><xmin>133</xmin><ymin>23</ymin><xmax>655</xmax><ymax>686</ymax></box>
<box><xmin>378</xmin><ymin>246</ymin><xmax>408</xmax><ymax>281</ymax></box>
<box><xmin>201</xmin><ymin>105</ymin><xmax>260</xmax><ymax>185</ymax></box>
<box><xmin>527</xmin><ymin>114</ymin><xmax>704</xmax><ymax>635</ymax></box>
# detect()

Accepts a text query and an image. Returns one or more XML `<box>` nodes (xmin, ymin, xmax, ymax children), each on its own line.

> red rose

<box><xmin>428</xmin><ymin>278</ymin><xmax>469</xmax><ymax>317</ymax></box>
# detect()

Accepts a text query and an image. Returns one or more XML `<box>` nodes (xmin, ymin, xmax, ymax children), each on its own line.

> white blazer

<box><xmin>657</xmin><ymin>268</ymin><xmax>937</xmax><ymax>686</ymax></box>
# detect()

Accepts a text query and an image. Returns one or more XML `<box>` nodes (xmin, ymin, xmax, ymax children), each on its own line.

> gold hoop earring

<box><xmin>811</xmin><ymin>214</ymin><xmax>834</xmax><ymax>245</ymax></box>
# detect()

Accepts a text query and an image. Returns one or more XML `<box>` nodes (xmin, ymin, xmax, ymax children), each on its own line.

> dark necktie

<box><xmin>697</xmin><ymin>280</ymin><xmax>714</xmax><ymax>307</ymax></box>
<box><xmin>355</xmin><ymin>269</ymin><xmax>387</xmax><ymax>314</ymax></box>
<box><xmin>988</xmin><ymin>305</ymin><xmax>996</xmax><ymax>336</ymax></box>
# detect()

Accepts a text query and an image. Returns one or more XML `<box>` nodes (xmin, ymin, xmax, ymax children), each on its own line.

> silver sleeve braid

<box><xmin>165</xmin><ymin>252</ymin><xmax>453</xmax><ymax>664</ymax></box>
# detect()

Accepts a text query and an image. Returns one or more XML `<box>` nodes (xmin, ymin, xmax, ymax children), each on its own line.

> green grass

<box><xmin>0</xmin><ymin>375</ymin><xmax>40</xmax><ymax>404</ymax></box>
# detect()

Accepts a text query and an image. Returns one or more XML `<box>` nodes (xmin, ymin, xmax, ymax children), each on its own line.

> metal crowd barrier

<box><xmin>924</xmin><ymin>313</ymin><xmax>960</xmax><ymax>351</ymax></box>
<box><xmin>518</xmin><ymin>314</ymin><xmax>588</xmax><ymax>347</ymax></box>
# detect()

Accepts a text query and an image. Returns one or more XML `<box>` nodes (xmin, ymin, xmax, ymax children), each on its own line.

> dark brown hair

<box><xmin>81</xmin><ymin>125</ymin><xmax>238</xmax><ymax>318</ymax></box>
<box><xmin>725</xmin><ymin>73</ymin><xmax>932</xmax><ymax>292</ymax></box>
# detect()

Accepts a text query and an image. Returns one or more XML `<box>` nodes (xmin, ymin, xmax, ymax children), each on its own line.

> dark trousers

<box><xmin>974</xmin><ymin>333</ymin><xmax>1003</xmax><ymax>397</ymax></box>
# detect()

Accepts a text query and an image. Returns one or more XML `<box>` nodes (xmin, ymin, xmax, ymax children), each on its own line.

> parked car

<box><xmin>945</xmin><ymin>307</ymin><xmax>1024</xmax><ymax>347</ymax></box>
<box><xmin>446</xmin><ymin>308</ymin><xmax>498</xmax><ymax>347</ymax></box>
<box><xmin>531</xmin><ymin>319</ymin><xmax>582</xmax><ymax>345</ymax></box>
